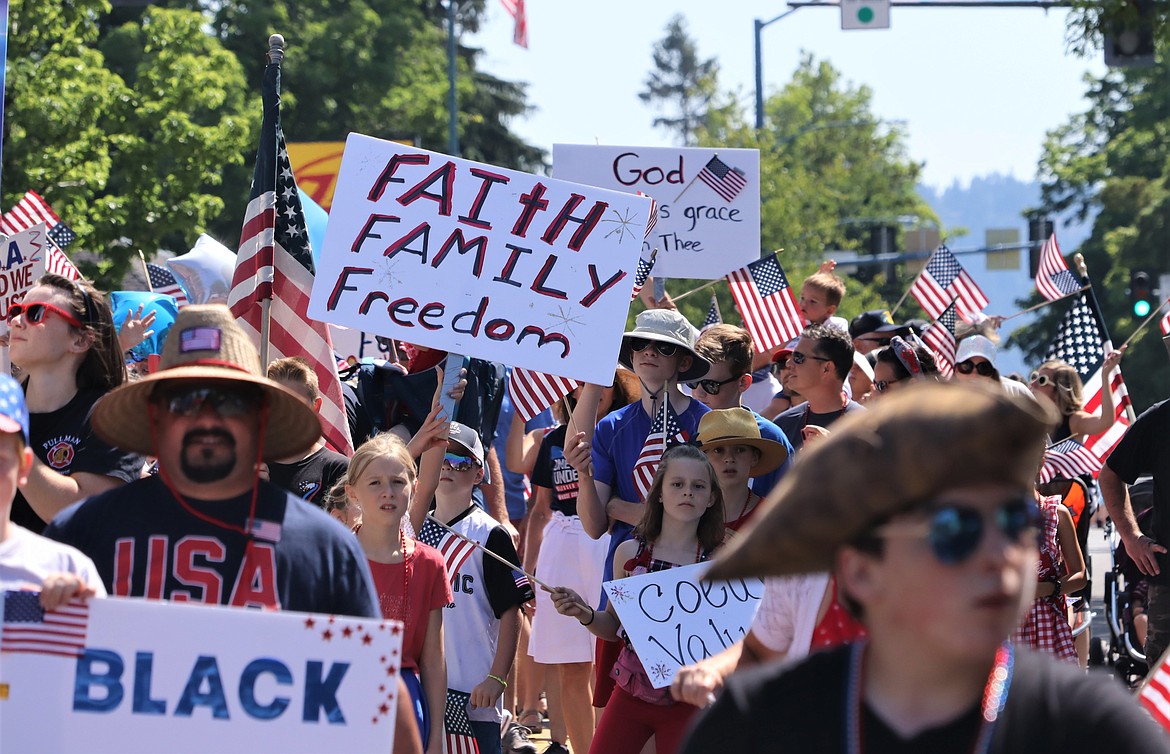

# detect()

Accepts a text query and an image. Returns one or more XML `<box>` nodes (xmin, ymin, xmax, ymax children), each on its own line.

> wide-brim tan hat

<box><xmin>694</xmin><ymin>407</ymin><xmax>788</xmax><ymax>477</ymax></box>
<box><xmin>619</xmin><ymin>309</ymin><xmax>710</xmax><ymax>382</ymax></box>
<box><xmin>707</xmin><ymin>381</ymin><xmax>1056</xmax><ymax>581</ymax></box>
<box><xmin>92</xmin><ymin>305</ymin><xmax>322</xmax><ymax>460</ymax></box>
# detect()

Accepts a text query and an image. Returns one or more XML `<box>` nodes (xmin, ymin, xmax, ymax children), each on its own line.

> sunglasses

<box><xmin>773</xmin><ymin>358</ymin><xmax>790</xmax><ymax>371</ymax></box>
<box><xmin>442</xmin><ymin>452</ymin><xmax>478</xmax><ymax>472</ymax></box>
<box><xmin>628</xmin><ymin>338</ymin><xmax>679</xmax><ymax>358</ymax></box>
<box><xmin>1029</xmin><ymin>372</ymin><xmax>1054</xmax><ymax>387</ymax></box>
<box><xmin>791</xmin><ymin>350</ymin><xmax>831</xmax><ymax>366</ymax></box>
<box><xmin>6</xmin><ymin>302</ymin><xmax>83</xmax><ymax>328</ymax></box>
<box><xmin>874</xmin><ymin>495</ymin><xmax>1041</xmax><ymax>564</ymax></box>
<box><xmin>873</xmin><ymin>378</ymin><xmax>902</xmax><ymax>393</ymax></box>
<box><xmin>955</xmin><ymin>360</ymin><xmax>996</xmax><ymax>377</ymax></box>
<box><xmin>685</xmin><ymin>375</ymin><xmax>740</xmax><ymax>395</ymax></box>
<box><xmin>158</xmin><ymin>387</ymin><xmax>260</xmax><ymax>417</ymax></box>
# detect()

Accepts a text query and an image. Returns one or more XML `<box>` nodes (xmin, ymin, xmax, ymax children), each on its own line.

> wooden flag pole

<box><xmin>1000</xmin><ymin>285</ymin><xmax>1091</xmax><ymax>323</ymax></box>
<box><xmin>890</xmin><ymin>246</ymin><xmax>939</xmax><ymax>317</ymax></box>
<box><xmin>1120</xmin><ymin>294</ymin><xmax>1170</xmax><ymax>350</ymax></box>
<box><xmin>671</xmin><ymin>278</ymin><xmax>721</xmax><ymax>304</ymax></box>
<box><xmin>425</xmin><ymin>515</ymin><xmax>553</xmax><ymax>592</ymax></box>
<box><xmin>138</xmin><ymin>251</ymin><xmax>153</xmax><ymax>292</ymax></box>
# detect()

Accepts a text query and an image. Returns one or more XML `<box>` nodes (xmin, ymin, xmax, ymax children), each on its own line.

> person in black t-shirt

<box><xmin>7</xmin><ymin>274</ymin><xmax>143</xmax><ymax>533</ymax></box>
<box><xmin>264</xmin><ymin>356</ymin><xmax>349</xmax><ymax>506</ymax></box>
<box><xmin>44</xmin><ymin>305</ymin><xmax>377</xmax><ymax>619</ymax></box>
<box><xmin>685</xmin><ymin>383</ymin><xmax>1168</xmax><ymax>754</ymax></box>
<box><xmin>772</xmin><ymin>324</ymin><xmax>864</xmax><ymax>452</ymax></box>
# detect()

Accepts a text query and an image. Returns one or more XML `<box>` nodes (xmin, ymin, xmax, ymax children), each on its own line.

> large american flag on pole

<box><xmin>227</xmin><ymin>49</ymin><xmax>353</xmax><ymax>455</ymax></box>
<box><xmin>924</xmin><ymin>301</ymin><xmax>958</xmax><ymax>378</ymax></box>
<box><xmin>910</xmin><ymin>245</ymin><xmax>989</xmax><ymax>321</ymax></box>
<box><xmin>500</xmin><ymin>0</ymin><xmax>528</xmax><ymax>48</ymax></box>
<box><xmin>1035</xmin><ymin>234</ymin><xmax>1082</xmax><ymax>302</ymax></box>
<box><xmin>1044</xmin><ymin>290</ymin><xmax>1131</xmax><ymax>464</ymax></box>
<box><xmin>0</xmin><ymin>191</ymin><xmax>82</xmax><ymax>280</ymax></box>
<box><xmin>509</xmin><ymin>366</ymin><xmax>581</xmax><ymax>425</ymax></box>
<box><xmin>727</xmin><ymin>254</ymin><xmax>804</xmax><ymax>352</ymax></box>
<box><xmin>632</xmin><ymin>400</ymin><xmax>686</xmax><ymax>501</ymax></box>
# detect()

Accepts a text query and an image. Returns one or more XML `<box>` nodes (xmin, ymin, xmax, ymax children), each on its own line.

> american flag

<box><xmin>1038</xmin><ymin>439</ymin><xmax>1102</xmax><ymax>484</ymax></box>
<box><xmin>512</xmin><ymin>568</ymin><xmax>531</xmax><ymax>592</ymax></box>
<box><xmin>697</xmin><ymin>155</ymin><xmax>748</xmax><ymax>203</ymax></box>
<box><xmin>146</xmin><ymin>262</ymin><xmax>190</xmax><ymax>306</ymax></box>
<box><xmin>1035</xmin><ymin>234</ymin><xmax>1082</xmax><ymax>302</ymax></box>
<box><xmin>500</xmin><ymin>0</ymin><xmax>528</xmax><ymax>48</ymax></box>
<box><xmin>702</xmin><ymin>293</ymin><xmax>722</xmax><ymax>329</ymax></box>
<box><xmin>910</xmin><ymin>246</ymin><xmax>989</xmax><ymax>321</ymax></box>
<box><xmin>444</xmin><ymin>688</ymin><xmax>481</xmax><ymax>754</ymax></box>
<box><xmin>1</xmin><ymin>592</ymin><xmax>89</xmax><ymax>658</ymax></box>
<box><xmin>227</xmin><ymin>52</ymin><xmax>353</xmax><ymax>455</ymax></box>
<box><xmin>632</xmin><ymin>400</ymin><xmax>686</xmax><ymax>501</ymax></box>
<box><xmin>1045</xmin><ymin>290</ymin><xmax>1132</xmax><ymax>465</ymax></box>
<box><xmin>630</xmin><ymin>254</ymin><xmax>656</xmax><ymax>301</ymax></box>
<box><xmin>418</xmin><ymin>517</ymin><xmax>478</xmax><ymax>580</ymax></box>
<box><xmin>637</xmin><ymin>191</ymin><xmax>659</xmax><ymax>238</ymax></box>
<box><xmin>0</xmin><ymin>192</ymin><xmax>82</xmax><ymax>281</ymax></box>
<box><xmin>509</xmin><ymin>366</ymin><xmax>581</xmax><ymax>425</ymax></box>
<box><xmin>727</xmin><ymin>254</ymin><xmax>804</xmax><ymax>352</ymax></box>
<box><xmin>1160</xmin><ymin>307</ymin><xmax>1170</xmax><ymax>336</ymax></box>
<box><xmin>924</xmin><ymin>301</ymin><xmax>958</xmax><ymax>378</ymax></box>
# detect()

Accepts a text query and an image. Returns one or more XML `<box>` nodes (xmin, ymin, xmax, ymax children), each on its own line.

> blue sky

<box><xmin>469</xmin><ymin>1</ymin><xmax>1106</xmax><ymax>189</ymax></box>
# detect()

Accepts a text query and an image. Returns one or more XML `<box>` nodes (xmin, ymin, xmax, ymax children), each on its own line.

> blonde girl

<box><xmin>349</xmin><ymin>434</ymin><xmax>450</xmax><ymax>754</ymax></box>
<box><xmin>549</xmin><ymin>444</ymin><xmax>725</xmax><ymax>754</ymax></box>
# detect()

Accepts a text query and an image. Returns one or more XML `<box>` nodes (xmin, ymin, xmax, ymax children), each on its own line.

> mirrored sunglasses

<box><xmin>1029</xmin><ymin>372</ymin><xmax>1054</xmax><ymax>388</ymax></box>
<box><xmin>628</xmin><ymin>338</ymin><xmax>679</xmax><ymax>358</ymax></box>
<box><xmin>955</xmin><ymin>360</ymin><xmax>996</xmax><ymax>377</ymax></box>
<box><xmin>6</xmin><ymin>302</ymin><xmax>83</xmax><ymax>328</ymax></box>
<box><xmin>442</xmin><ymin>452</ymin><xmax>478</xmax><ymax>472</ymax></box>
<box><xmin>685</xmin><ymin>375</ymin><xmax>739</xmax><ymax>395</ymax></box>
<box><xmin>874</xmin><ymin>495</ymin><xmax>1041</xmax><ymax>565</ymax></box>
<box><xmin>158</xmin><ymin>387</ymin><xmax>260</xmax><ymax>417</ymax></box>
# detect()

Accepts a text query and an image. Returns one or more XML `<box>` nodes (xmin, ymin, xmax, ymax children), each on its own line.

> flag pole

<box><xmin>999</xmin><ymin>285</ymin><xmax>1091</xmax><ymax>322</ymax></box>
<box><xmin>673</xmin><ymin>154</ymin><xmax>714</xmax><ymax>204</ymax></box>
<box><xmin>1120</xmin><ymin>294</ymin><xmax>1170</xmax><ymax>350</ymax></box>
<box><xmin>1075</xmin><ymin>254</ymin><xmax>1135</xmax><ymax>422</ymax></box>
<box><xmin>890</xmin><ymin>245</ymin><xmax>939</xmax><ymax>317</ymax></box>
<box><xmin>672</xmin><ymin>249</ymin><xmax>784</xmax><ymax>303</ymax></box>
<box><xmin>138</xmin><ymin>251</ymin><xmax>153</xmax><ymax>292</ymax></box>
<box><xmin>257</xmin><ymin>33</ymin><xmax>285</xmax><ymax>368</ymax></box>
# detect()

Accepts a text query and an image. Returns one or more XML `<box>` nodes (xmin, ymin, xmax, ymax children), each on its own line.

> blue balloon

<box><xmin>110</xmin><ymin>291</ymin><xmax>179</xmax><ymax>362</ymax></box>
<box><xmin>299</xmin><ymin>188</ymin><xmax>329</xmax><ymax>267</ymax></box>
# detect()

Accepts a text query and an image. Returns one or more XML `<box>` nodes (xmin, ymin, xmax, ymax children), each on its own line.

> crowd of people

<box><xmin>1</xmin><ymin>262</ymin><xmax>1168</xmax><ymax>754</ymax></box>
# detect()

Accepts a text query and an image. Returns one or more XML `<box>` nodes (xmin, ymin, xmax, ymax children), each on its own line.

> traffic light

<box><xmin>1105</xmin><ymin>0</ymin><xmax>1156</xmax><ymax>68</ymax></box>
<box><xmin>841</xmin><ymin>0</ymin><xmax>890</xmax><ymax>30</ymax></box>
<box><xmin>1129</xmin><ymin>270</ymin><xmax>1153</xmax><ymax>317</ymax></box>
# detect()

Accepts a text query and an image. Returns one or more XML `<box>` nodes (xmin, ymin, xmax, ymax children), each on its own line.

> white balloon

<box><xmin>166</xmin><ymin>234</ymin><xmax>236</xmax><ymax>305</ymax></box>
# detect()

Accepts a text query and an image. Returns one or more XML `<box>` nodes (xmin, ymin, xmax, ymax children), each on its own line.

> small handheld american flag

<box><xmin>726</xmin><ymin>254</ymin><xmax>804</xmax><ymax>352</ymax></box>
<box><xmin>2</xmin><ymin>592</ymin><xmax>89</xmax><ymax>659</ymax></box>
<box><xmin>910</xmin><ymin>245</ymin><xmax>989</xmax><ymax>321</ymax></box>
<box><xmin>632</xmin><ymin>399</ymin><xmax>686</xmax><ymax>501</ymax></box>
<box><xmin>444</xmin><ymin>688</ymin><xmax>481</xmax><ymax>754</ymax></box>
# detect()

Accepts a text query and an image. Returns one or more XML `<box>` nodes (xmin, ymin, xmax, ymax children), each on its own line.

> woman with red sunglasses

<box><xmin>6</xmin><ymin>275</ymin><xmax>142</xmax><ymax>533</ymax></box>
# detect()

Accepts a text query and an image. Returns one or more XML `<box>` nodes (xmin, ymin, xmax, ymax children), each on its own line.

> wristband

<box><xmin>581</xmin><ymin>606</ymin><xmax>596</xmax><ymax>626</ymax></box>
<box><xmin>486</xmin><ymin>673</ymin><xmax>508</xmax><ymax>688</ymax></box>
<box><xmin>1049</xmin><ymin>577</ymin><xmax>1062</xmax><ymax>598</ymax></box>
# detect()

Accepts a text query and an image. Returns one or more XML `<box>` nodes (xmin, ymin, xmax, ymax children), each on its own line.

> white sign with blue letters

<box><xmin>0</xmin><ymin>592</ymin><xmax>403</xmax><ymax>753</ymax></box>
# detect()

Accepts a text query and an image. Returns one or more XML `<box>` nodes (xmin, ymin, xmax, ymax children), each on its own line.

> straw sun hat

<box><xmin>91</xmin><ymin>305</ymin><xmax>322</xmax><ymax>460</ymax></box>
<box><xmin>693</xmin><ymin>408</ymin><xmax>788</xmax><ymax>477</ymax></box>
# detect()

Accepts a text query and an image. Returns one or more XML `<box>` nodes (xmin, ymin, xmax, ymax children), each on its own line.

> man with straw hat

<box><xmin>45</xmin><ymin>305</ymin><xmax>378</xmax><ymax>618</ymax></box>
<box><xmin>682</xmin><ymin>382</ymin><xmax>1166</xmax><ymax>753</ymax></box>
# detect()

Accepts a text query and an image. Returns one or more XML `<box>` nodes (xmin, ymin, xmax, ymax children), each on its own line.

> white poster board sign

<box><xmin>0</xmin><ymin>223</ymin><xmax>50</xmax><ymax>325</ymax></box>
<box><xmin>308</xmin><ymin>134</ymin><xmax>652</xmax><ymax>385</ymax></box>
<box><xmin>603</xmin><ymin>563</ymin><xmax>764</xmax><ymax>689</ymax></box>
<box><xmin>553</xmin><ymin>145</ymin><xmax>761</xmax><ymax>279</ymax></box>
<box><xmin>0</xmin><ymin>592</ymin><xmax>403</xmax><ymax>753</ymax></box>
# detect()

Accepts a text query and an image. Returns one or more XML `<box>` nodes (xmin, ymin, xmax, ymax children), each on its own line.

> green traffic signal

<box><xmin>1134</xmin><ymin>299</ymin><xmax>1152</xmax><ymax>317</ymax></box>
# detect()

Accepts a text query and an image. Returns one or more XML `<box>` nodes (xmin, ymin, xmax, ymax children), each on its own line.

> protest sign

<box><xmin>553</xmin><ymin>145</ymin><xmax>760</xmax><ymax>280</ymax></box>
<box><xmin>0</xmin><ymin>592</ymin><xmax>403</xmax><ymax>753</ymax></box>
<box><xmin>603</xmin><ymin>563</ymin><xmax>764</xmax><ymax>689</ymax></box>
<box><xmin>307</xmin><ymin>134</ymin><xmax>652</xmax><ymax>386</ymax></box>
<box><xmin>0</xmin><ymin>223</ymin><xmax>49</xmax><ymax>326</ymax></box>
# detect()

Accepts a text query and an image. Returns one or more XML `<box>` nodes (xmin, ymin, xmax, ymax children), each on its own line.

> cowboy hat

<box><xmin>91</xmin><ymin>305</ymin><xmax>322</xmax><ymax>460</ymax></box>
<box><xmin>706</xmin><ymin>381</ymin><xmax>1056</xmax><ymax>581</ymax></box>
<box><xmin>694</xmin><ymin>408</ymin><xmax>788</xmax><ymax>477</ymax></box>
<box><xmin>619</xmin><ymin>309</ymin><xmax>710</xmax><ymax>382</ymax></box>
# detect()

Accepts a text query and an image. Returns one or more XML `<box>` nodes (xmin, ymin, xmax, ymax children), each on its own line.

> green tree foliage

<box><xmin>645</xmin><ymin>54</ymin><xmax>934</xmax><ymax>331</ymax></box>
<box><xmin>639</xmin><ymin>14</ymin><xmax>728</xmax><ymax>147</ymax></box>
<box><xmin>1011</xmin><ymin>59</ymin><xmax>1170</xmax><ymax>412</ymax></box>
<box><xmin>5</xmin><ymin>1</ymin><xmax>255</xmax><ymax>286</ymax></box>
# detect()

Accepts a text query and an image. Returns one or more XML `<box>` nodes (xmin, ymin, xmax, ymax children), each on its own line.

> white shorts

<box><xmin>529</xmin><ymin>512</ymin><xmax>611</xmax><ymax>665</ymax></box>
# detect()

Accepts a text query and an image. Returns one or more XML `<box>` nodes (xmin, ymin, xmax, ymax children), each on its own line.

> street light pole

<box><xmin>447</xmin><ymin>0</ymin><xmax>460</xmax><ymax>156</ymax></box>
<box><xmin>754</xmin><ymin>8</ymin><xmax>799</xmax><ymax>130</ymax></box>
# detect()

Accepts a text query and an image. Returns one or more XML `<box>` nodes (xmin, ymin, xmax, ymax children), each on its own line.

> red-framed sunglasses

<box><xmin>6</xmin><ymin>302</ymin><xmax>83</xmax><ymax>327</ymax></box>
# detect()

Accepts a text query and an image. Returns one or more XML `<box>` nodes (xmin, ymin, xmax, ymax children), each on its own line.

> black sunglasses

<box><xmin>955</xmin><ymin>360</ymin><xmax>996</xmax><ymax>377</ymax></box>
<box><xmin>874</xmin><ymin>495</ymin><xmax>1041</xmax><ymax>564</ymax></box>
<box><xmin>628</xmin><ymin>338</ymin><xmax>679</xmax><ymax>358</ymax></box>
<box><xmin>157</xmin><ymin>387</ymin><xmax>261</xmax><ymax>418</ymax></box>
<box><xmin>791</xmin><ymin>350</ymin><xmax>831</xmax><ymax>366</ymax></box>
<box><xmin>685</xmin><ymin>375</ymin><xmax>740</xmax><ymax>395</ymax></box>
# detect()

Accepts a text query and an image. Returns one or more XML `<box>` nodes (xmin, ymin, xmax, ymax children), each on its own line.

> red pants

<box><xmin>593</xmin><ymin>637</ymin><xmax>621</xmax><ymax>707</ymax></box>
<box><xmin>589</xmin><ymin>686</ymin><xmax>698</xmax><ymax>754</ymax></box>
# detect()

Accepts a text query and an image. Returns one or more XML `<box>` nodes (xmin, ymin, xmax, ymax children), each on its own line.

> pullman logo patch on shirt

<box><xmin>43</xmin><ymin>436</ymin><xmax>80</xmax><ymax>470</ymax></box>
<box><xmin>180</xmin><ymin>327</ymin><xmax>222</xmax><ymax>353</ymax></box>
